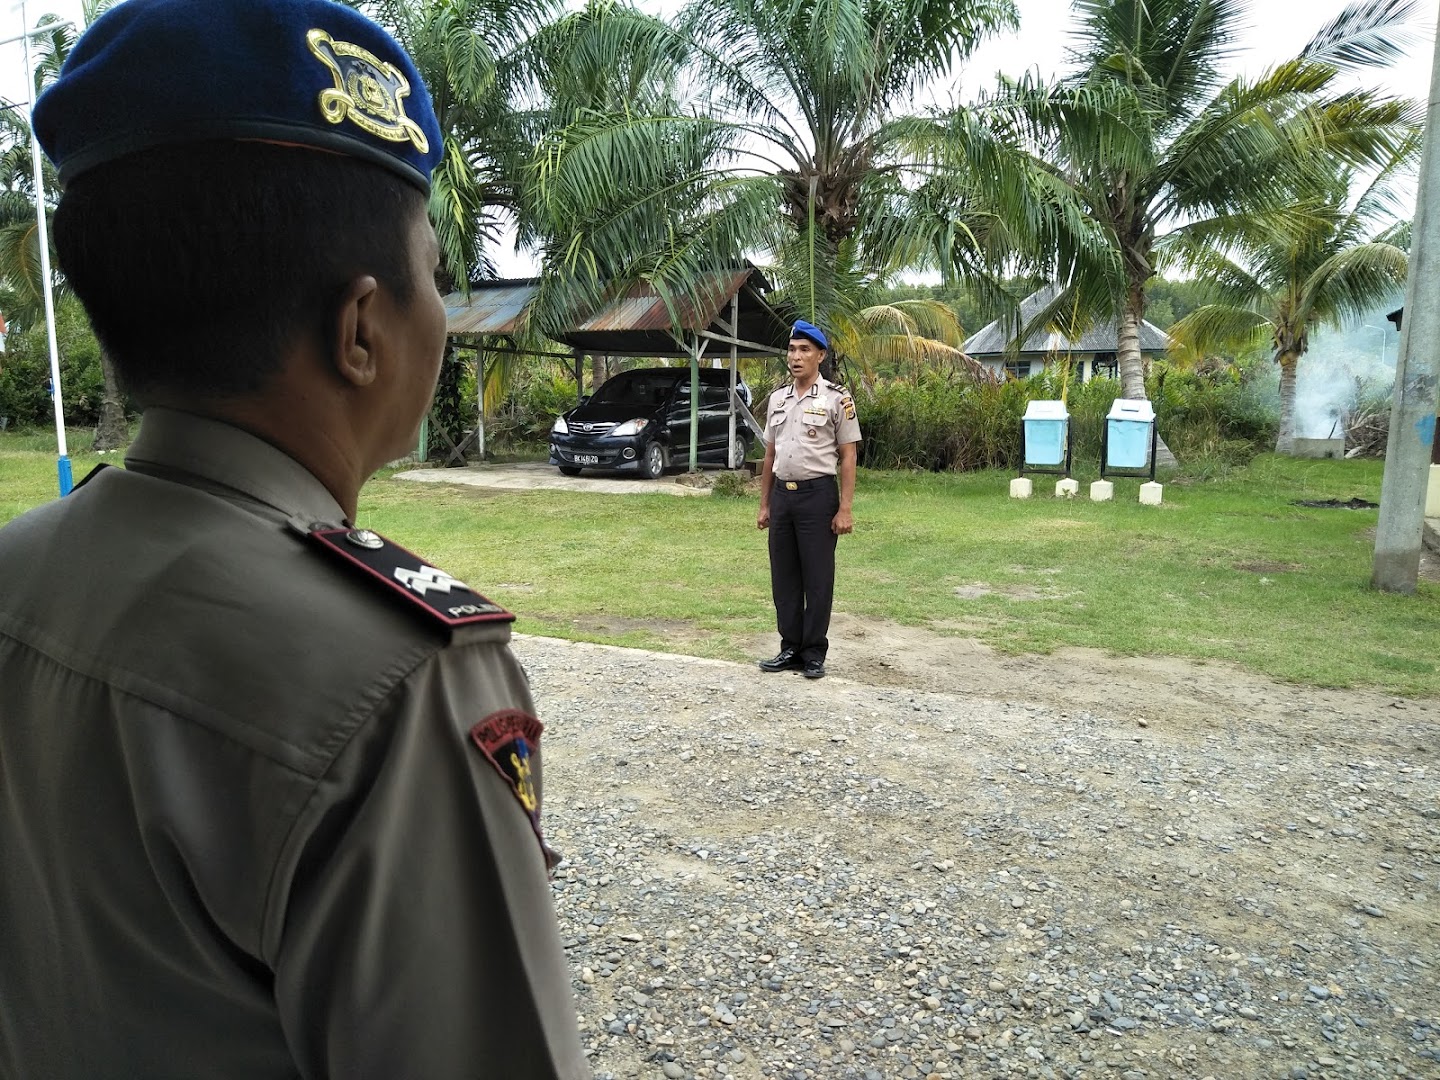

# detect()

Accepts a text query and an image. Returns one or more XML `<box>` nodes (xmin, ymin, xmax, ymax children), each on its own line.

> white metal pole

<box><xmin>20</xmin><ymin>2</ymin><xmax>71</xmax><ymax>495</ymax></box>
<box><xmin>727</xmin><ymin>293</ymin><xmax>738</xmax><ymax>469</ymax></box>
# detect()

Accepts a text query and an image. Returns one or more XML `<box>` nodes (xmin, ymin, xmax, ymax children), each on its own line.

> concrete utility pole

<box><xmin>1372</xmin><ymin>18</ymin><xmax>1440</xmax><ymax>593</ymax></box>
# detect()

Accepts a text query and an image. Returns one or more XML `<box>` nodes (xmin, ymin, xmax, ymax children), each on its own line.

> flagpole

<box><xmin>19</xmin><ymin>1</ymin><xmax>72</xmax><ymax>495</ymax></box>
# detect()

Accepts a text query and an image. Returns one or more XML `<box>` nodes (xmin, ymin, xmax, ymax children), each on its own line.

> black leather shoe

<box><xmin>758</xmin><ymin>648</ymin><xmax>802</xmax><ymax>672</ymax></box>
<box><xmin>802</xmin><ymin>659</ymin><xmax>826</xmax><ymax>679</ymax></box>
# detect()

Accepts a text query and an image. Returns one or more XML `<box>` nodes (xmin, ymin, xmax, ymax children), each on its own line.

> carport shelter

<box><xmin>440</xmin><ymin>268</ymin><xmax>790</xmax><ymax>471</ymax></box>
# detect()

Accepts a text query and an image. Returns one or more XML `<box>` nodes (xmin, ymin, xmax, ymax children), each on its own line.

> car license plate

<box><xmin>574</xmin><ymin>454</ymin><xmax>599</xmax><ymax>465</ymax></box>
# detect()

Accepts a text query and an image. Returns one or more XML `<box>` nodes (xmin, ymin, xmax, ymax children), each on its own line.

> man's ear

<box><xmin>331</xmin><ymin>275</ymin><xmax>381</xmax><ymax>387</ymax></box>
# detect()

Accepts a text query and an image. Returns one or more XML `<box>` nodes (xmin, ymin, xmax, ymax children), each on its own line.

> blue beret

<box><xmin>791</xmin><ymin>319</ymin><xmax>828</xmax><ymax>351</ymax></box>
<box><xmin>33</xmin><ymin>0</ymin><xmax>443</xmax><ymax>193</ymax></box>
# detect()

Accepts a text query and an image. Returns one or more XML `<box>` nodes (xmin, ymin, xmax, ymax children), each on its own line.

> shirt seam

<box><xmin>256</xmin><ymin>645</ymin><xmax>442</xmax><ymax>965</ymax></box>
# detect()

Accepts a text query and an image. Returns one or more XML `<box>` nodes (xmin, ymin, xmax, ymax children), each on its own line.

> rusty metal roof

<box><xmin>443</xmin><ymin>280</ymin><xmax>539</xmax><ymax>337</ymax></box>
<box><xmin>443</xmin><ymin>268</ymin><xmax>789</xmax><ymax>356</ymax></box>
<box><xmin>566</xmin><ymin>269</ymin><xmax>752</xmax><ymax>332</ymax></box>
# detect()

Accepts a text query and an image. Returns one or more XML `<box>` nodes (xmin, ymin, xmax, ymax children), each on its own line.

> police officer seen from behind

<box><xmin>757</xmin><ymin>321</ymin><xmax>862</xmax><ymax>679</ymax></box>
<box><xmin>0</xmin><ymin>1</ymin><xmax>587</xmax><ymax>1077</ymax></box>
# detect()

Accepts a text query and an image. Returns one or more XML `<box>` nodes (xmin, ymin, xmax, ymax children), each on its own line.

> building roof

<box><xmin>443</xmin><ymin>267</ymin><xmax>791</xmax><ymax>357</ymax></box>
<box><xmin>962</xmin><ymin>285</ymin><xmax>1172</xmax><ymax>357</ymax></box>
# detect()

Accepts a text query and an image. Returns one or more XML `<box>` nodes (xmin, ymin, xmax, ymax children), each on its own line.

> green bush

<box><xmin>852</xmin><ymin>361</ymin><xmax>1278</xmax><ymax>473</ymax></box>
<box><xmin>710</xmin><ymin>470</ymin><xmax>752</xmax><ymax>498</ymax></box>
<box><xmin>0</xmin><ymin>298</ymin><xmax>106</xmax><ymax>429</ymax></box>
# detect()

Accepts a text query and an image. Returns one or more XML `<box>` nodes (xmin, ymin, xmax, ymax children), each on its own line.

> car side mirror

<box><xmin>579</xmin><ymin>394</ymin><xmax>592</xmax><ymax>405</ymax></box>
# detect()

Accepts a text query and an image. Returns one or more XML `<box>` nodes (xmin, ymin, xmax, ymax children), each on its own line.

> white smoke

<box><xmin>1292</xmin><ymin>308</ymin><xmax>1400</xmax><ymax>439</ymax></box>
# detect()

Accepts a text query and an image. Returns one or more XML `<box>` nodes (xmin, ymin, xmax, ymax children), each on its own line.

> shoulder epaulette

<box><xmin>306</xmin><ymin>526</ymin><xmax>514</xmax><ymax>629</ymax></box>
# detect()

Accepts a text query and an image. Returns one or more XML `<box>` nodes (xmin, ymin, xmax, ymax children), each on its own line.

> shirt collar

<box><xmin>125</xmin><ymin>408</ymin><xmax>350</xmax><ymax>527</ymax></box>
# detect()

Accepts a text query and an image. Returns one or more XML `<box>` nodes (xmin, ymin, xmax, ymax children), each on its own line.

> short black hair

<box><xmin>53</xmin><ymin>141</ymin><xmax>426</xmax><ymax>402</ymax></box>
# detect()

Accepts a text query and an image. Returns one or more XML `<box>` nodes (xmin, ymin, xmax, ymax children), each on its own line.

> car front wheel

<box><xmin>727</xmin><ymin>435</ymin><xmax>750</xmax><ymax>470</ymax></box>
<box><xmin>639</xmin><ymin>441</ymin><xmax>666</xmax><ymax>480</ymax></box>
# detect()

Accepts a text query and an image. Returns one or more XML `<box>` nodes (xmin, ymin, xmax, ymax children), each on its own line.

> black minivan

<box><xmin>548</xmin><ymin>367</ymin><xmax>760</xmax><ymax>478</ymax></box>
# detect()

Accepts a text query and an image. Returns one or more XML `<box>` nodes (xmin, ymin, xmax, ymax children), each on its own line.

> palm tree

<box><xmin>351</xmin><ymin>0</ymin><xmax>557</xmax><ymax>290</ymax></box>
<box><xmin>523</xmin><ymin>0</ymin><xmax>1114</xmax><ymax>356</ymax></box>
<box><xmin>983</xmin><ymin>0</ymin><xmax>1421</xmax><ymax>417</ymax></box>
<box><xmin>1167</xmin><ymin>137</ymin><xmax>1417</xmax><ymax>453</ymax></box>
<box><xmin>1</xmin><ymin>3</ymin><xmax>128</xmax><ymax>450</ymax></box>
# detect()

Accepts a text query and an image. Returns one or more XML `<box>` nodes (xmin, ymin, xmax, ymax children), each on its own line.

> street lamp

<box><xmin>1363</xmin><ymin>324</ymin><xmax>1388</xmax><ymax>368</ymax></box>
<box><xmin>2</xmin><ymin>4</ymin><xmax>74</xmax><ymax>496</ymax></box>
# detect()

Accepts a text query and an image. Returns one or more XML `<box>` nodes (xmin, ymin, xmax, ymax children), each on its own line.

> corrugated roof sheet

<box><xmin>443</xmin><ymin>269</ymin><xmax>756</xmax><ymax>338</ymax></box>
<box><xmin>963</xmin><ymin>284</ymin><xmax>1172</xmax><ymax>356</ymax></box>
<box><xmin>571</xmin><ymin>270</ymin><xmax>753</xmax><ymax>332</ymax></box>
<box><xmin>443</xmin><ymin>281</ymin><xmax>538</xmax><ymax>337</ymax></box>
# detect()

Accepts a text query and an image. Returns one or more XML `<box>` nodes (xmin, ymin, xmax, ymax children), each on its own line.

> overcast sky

<box><xmin>3</xmin><ymin>0</ymin><xmax>1435</xmax><ymax>275</ymax></box>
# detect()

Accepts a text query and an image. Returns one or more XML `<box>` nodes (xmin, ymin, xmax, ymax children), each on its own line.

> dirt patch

<box><xmin>1293</xmin><ymin>497</ymin><xmax>1379</xmax><ymax>509</ymax></box>
<box><xmin>570</xmin><ymin>615</ymin><xmax>703</xmax><ymax>642</ymax></box>
<box><xmin>751</xmin><ymin>612</ymin><xmax>1440</xmax><ymax>734</ymax></box>
<box><xmin>951</xmin><ymin>583</ymin><xmax>1073</xmax><ymax>601</ymax></box>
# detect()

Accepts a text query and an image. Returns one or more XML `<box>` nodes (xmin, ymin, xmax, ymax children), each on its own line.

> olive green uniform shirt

<box><xmin>0</xmin><ymin>409</ymin><xmax>589</xmax><ymax>1080</ymax></box>
<box><xmin>764</xmin><ymin>377</ymin><xmax>862</xmax><ymax>479</ymax></box>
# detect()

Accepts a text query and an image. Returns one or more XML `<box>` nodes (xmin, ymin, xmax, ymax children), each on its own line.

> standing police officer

<box><xmin>0</xmin><ymin>2</ymin><xmax>588</xmax><ymax>1077</ymax></box>
<box><xmin>757</xmin><ymin>320</ymin><xmax>862</xmax><ymax>679</ymax></box>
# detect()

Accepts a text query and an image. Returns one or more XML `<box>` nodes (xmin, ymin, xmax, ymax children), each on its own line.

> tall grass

<box><xmin>856</xmin><ymin>366</ymin><xmax>1278</xmax><ymax>476</ymax></box>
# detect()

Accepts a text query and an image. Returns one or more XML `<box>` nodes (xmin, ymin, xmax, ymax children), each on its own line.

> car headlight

<box><xmin>610</xmin><ymin>418</ymin><xmax>650</xmax><ymax>437</ymax></box>
<box><xmin>552</xmin><ymin>415</ymin><xmax>569</xmax><ymax>434</ymax></box>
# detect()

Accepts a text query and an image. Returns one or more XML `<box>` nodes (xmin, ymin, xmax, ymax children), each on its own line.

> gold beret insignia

<box><xmin>307</xmin><ymin>29</ymin><xmax>429</xmax><ymax>153</ymax></box>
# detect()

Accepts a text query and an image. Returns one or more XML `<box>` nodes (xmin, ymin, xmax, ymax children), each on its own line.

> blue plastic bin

<box><xmin>1106</xmin><ymin>399</ymin><xmax>1156</xmax><ymax>469</ymax></box>
<box><xmin>1022</xmin><ymin>400</ymin><xmax>1069</xmax><ymax>467</ymax></box>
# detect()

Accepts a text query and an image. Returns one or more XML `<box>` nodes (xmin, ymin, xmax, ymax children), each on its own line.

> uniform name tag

<box><xmin>307</xmin><ymin>527</ymin><xmax>515</xmax><ymax>628</ymax></box>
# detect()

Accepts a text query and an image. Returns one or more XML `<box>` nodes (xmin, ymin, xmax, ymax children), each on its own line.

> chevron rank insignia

<box><xmin>307</xmin><ymin>526</ymin><xmax>514</xmax><ymax>627</ymax></box>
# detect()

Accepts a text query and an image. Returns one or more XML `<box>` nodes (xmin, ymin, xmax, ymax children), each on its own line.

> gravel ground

<box><xmin>513</xmin><ymin>633</ymin><xmax>1440</xmax><ymax>1080</ymax></box>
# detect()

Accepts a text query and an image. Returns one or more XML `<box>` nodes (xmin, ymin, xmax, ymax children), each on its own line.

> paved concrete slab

<box><xmin>392</xmin><ymin>461</ymin><xmax>712</xmax><ymax>496</ymax></box>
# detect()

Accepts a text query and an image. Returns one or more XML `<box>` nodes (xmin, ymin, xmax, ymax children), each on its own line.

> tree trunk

<box><xmin>92</xmin><ymin>347</ymin><xmax>128</xmax><ymax>451</ymax></box>
<box><xmin>1117</xmin><ymin>279</ymin><xmax>1176</xmax><ymax>467</ymax></box>
<box><xmin>1116</xmin><ymin>283</ymin><xmax>1147</xmax><ymax>400</ymax></box>
<box><xmin>590</xmin><ymin>354</ymin><xmax>605</xmax><ymax>393</ymax></box>
<box><xmin>1275</xmin><ymin>350</ymin><xmax>1299</xmax><ymax>455</ymax></box>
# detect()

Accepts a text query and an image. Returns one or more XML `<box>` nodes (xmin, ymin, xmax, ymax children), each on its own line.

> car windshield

<box><xmin>591</xmin><ymin>374</ymin><xmax>679</xmax><ymax>408</ymax></box>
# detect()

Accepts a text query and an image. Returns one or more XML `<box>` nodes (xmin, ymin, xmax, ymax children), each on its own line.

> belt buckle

<box><xmin>784</xmin><ymin>481</ymin><xmax>798</xmax><ymax>491</ymax></box>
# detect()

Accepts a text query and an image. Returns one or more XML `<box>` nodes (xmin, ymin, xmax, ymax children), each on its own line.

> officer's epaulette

<box><xmin>304</xmin><ymin>525</ymin><xmax>514</xmax><ymax>629</ymax></box>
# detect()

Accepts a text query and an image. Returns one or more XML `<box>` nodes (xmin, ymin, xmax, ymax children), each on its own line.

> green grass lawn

<box><xmin>4</xmin><ymin>427</ymin><xmax>1437</xmax><ymax>695</ymax></box>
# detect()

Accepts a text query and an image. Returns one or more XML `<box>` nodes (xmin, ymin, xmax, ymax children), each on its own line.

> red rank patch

<box><xmin>469</xmin><ymin>709</ymin><xmax>559</xmax><ymax>870</ymax></box>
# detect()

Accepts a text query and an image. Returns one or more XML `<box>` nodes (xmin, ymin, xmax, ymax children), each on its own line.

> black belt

<box><xmin>775</xmin><ymin>475</ymin><xmax>836</xmax><ymax>490</ymax></box>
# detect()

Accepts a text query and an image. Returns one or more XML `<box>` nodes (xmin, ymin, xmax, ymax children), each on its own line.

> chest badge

<box><xmin>307</xmin><ymin>29</ymin><xmax>429</xmax><ymax>152</ymax></box>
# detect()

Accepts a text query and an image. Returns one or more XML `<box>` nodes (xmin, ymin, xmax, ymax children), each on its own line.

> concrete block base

<box><xmin>1010</xmin><ymin>477</ymin><xmax>1033</xmax><ymax>499</ymax></box>
<box><xmin>1090</xmin><ymin>480</ymin><xmax>1114</xmax><ymax>502</ymax></box>
<box><xmin>1139</xmin><ymin>481</ymin><xmax>1164</xmax><ymax>506</ymax></box>
<box><xmin>1055</xmin><ymin>478</ymin><xmax>1080</xmax><ymax>498</ymax></box>
<box><xmin>1427</xmin><ymin>464</ymin><xmax>1440</xmax><ymax>517</ymax></box>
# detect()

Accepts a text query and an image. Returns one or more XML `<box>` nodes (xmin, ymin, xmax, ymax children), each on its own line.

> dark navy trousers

<box><xmin>768</xmin><ymin>476</ymin><xmax>839</xmax><ymax>663</ymax></box>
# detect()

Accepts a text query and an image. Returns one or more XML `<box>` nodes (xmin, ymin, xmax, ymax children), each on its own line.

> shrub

<box><xmin>0</xmin><ymin>297</ymin><xmax>106</xmax><ymax>429</ymax></box>
<box><xmin>851</xmin><ymin>361</ymin><xmax>1279</xmax><ymax>473</ymax></box>
<box><xmin>710</xmin><ymin>469</ymin><xmax>752</xmax><ymax>498</ymax></box>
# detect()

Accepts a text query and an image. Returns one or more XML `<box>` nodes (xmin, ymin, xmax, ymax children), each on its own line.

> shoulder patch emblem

<box><xmin>470</xmin><ymin>709</ymin><xmax>559</xmax><ymax>869</ymax></box>
<box><xmin>307</xmin><ymin>29</ymin><xmax>429</xmax><ymax>152</ymax></box>
<box><xmin>843</xmin><ymin>398</ymin><xmax>857</xmax><ymax>421</ymax></box>
<box><xmin>307</xmin><ymin>527</ymin><xmax>514</xmax><ymax>628</ymax></box>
